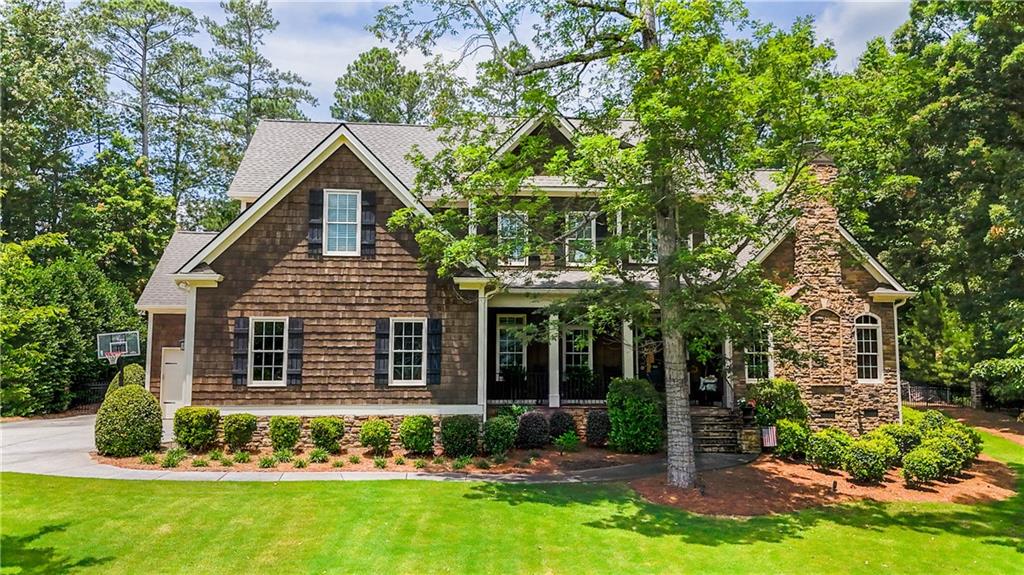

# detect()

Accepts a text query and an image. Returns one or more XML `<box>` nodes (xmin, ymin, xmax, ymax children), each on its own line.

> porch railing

<box><xmin>487</xmin><ymin>371</ymin><xmax>549</xmax><ymax>405</ymax></box>
<box><xmin>561</xmin><ymin>373</ymin><xmax>612</xmax><ymax>405</ymax></box>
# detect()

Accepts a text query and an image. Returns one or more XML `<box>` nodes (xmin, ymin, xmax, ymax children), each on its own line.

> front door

<box><xmin>160</xmin><ymin>348</ymin><xmax>186</xmax><ymax>418</ymax></box>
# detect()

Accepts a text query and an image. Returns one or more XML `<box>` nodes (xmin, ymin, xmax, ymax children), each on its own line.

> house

<box><xmin>136</xmin><ymin>117</ymin><xmax>915</xmax><ymax>450</ymax></box>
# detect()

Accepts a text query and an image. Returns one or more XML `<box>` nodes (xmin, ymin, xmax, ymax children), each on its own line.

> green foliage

<box><xmin>309</xmin><ymin>448</ymin><xmax>329</xmax><ymax>464</ymax></box>
<box><xmin>359</xmin><ymin>418</ymin><xmax>393</xmax><ymax>455</ymax></box>
<box><xmin>106</xmin><ymin>363</ymin><xmax>145</xmax><ymax>397</ymax></box>
<box><xmin>749</xmin><ymin>378</ymin><xmax>808</xmax><ymax>427</ymax></box>
<box><xmin>920</xmin><ymin>436</ymin><xmax>967</xmax><ymax>478</ymax></box>
<box><xmin>219</xmin><ymin>457</ymin><xmax>233</xmax><ymax>468</ymax></box>
<box><xmin>161</xmin><ymin>447</ymin><xmax>185</xmax><ymax>468</ymax></box>
<box><xmin>268</xmin><ymin>416</ymin><xmax>301</xmax><ymax>451</ymax></box>
<box><xmin>919</xmin><ymin>410</ymin><xmax>949</xmax><ymax>434</ymax></box>
<box><xmin>273</xmin><ymin>449</ymin><xmax>293</xmax><ymax>463</ymax></box>
<box><xmin>94</xmin><ymin>385</ymin><xmax>162</xmax><ymax>457</ymax></box>
<box><xmin>942</xmin><ymin>425</ymin><xmax>981</xmax><ymax>463</ymax></box>
<box><xmin>222</xmin><ymin>413</ymin><xmax>257</xmax><ymax>451</ymax></box>
<box><xmin>482</xmin><ymin>415</ymin><xmax>517</xmax><ymax>456</ymax></box>
<box><xmin>844</xmin><ymin>439</ymin><xmax>889</xmax><ymax>483</ymax></box>
<box><xmin>496</xmin><ymin>404</ymin><xmax>530</xmax><ymax>419</ymax></box>
<box><xmin>548</xmin><ymin>410</ymin><xmax>576</xmax><ymax>439</ymax></box>
<box><xmin>349</xmin><ymin>455</ymin><xmax>362</xmax><ymax>464</ymax></box>
<box><xmin>440</xmin><ymin>415</ymin><xmax>479</xmax><ymax>457</ymax></box>
<box><xmin>208</xmin><ymin>450</ymin><xmax>223</xmax><ymax>461</ymax></box>
<box><xmin>862</xmin><ymin>431</ymin><xmax>901</xmax><ymax>468</ymax></box>
<box><xmin>331</xmin><ymin>459</ymin><xmax>344</xmax><ymax>468</ymax></box>
<box><xmin>373</xmin><ymin>457</ymin><xmax>387</xmax><ymax>469</ymax></box>
<box><xmin>331</xmin><ymin>47</ymin><xmax>454</xmax><ymax>124</ymax></box>
<box><xmin>309</xmin><ymin>417</ymin><xmax>345</xmax><ymax>453</ymax></box>
<box><xmin>258</xmin><ymin>456</ymin><xmax>276</xmax><ymax>469</ymax></box>
<box><xmin>140</xmin><ymin>452</ymin><xmax>157</xmax><ymax>465</ymax></box>
<box><xmin>606</xmin><ymin>379</ymin><xmax>663</xmax><ymax>454</ymax></box>
<box><xmin>473</xmin><ymin>458</ymin><xmax>490</xmax><ymax>469</ymax></box>
<box><xmin>553</xmin><ymin>431</ymin><xmax>581</xmax><ymax>455</ymax></box>
<box><xmin>398</xmin><ymin>415</ymin><xmax>434</xmax><ymax>454</ymax></box>
<box><xmin>451</xmin><ymin>455</ymin><xmax>471</xmax><ymax>470</ymax></box>
<box><xmin>901</xmin><ymin>290</ymin><xmax>976</xmax><ymax>387</ymax></box>
<box><xmin>774</xmin><ymin>419</ymin><xmax>810</xmax><ymax>458</ymax></box>
<box><xmin>972</xmin><ymin>358</ymin><xmax>1024</xmax><ymax>404</ymax></box>
<box><xmin>395</xmin><ymin>456</ymin><xmax>406</xmax><ymax>465</ymax></box>
<box><xmin>191</xmin><ymin>457</ymin><xmax>209</xmax><ymax>468</ymax></box>
<box><xmin>585</xmin><ymin>410</ymin><xmax>610</xmax><ymax>447</ymax></box>
<box><xmin>173</xmin><ymin>407</ymin><xmax>221</xmax><ymax>452</ymax></box>
<box><xmin>807</xmin><ymin>428</ymin><xmax>852</xmax><ymax>471</ymax></box>
<box><xmin>515</xmin><ymin>411</ymin><xmax>550</xmax><ymax>449</ymax></box>
<box><xmin>875</xmin><ymin>423</ymin><xmax>923</xmax><ymax>456</ymax></box>
<box><xmin>232</xmin><ymin>451</ymin><xmax>250</xmax><ymax>464</ymax></box>
<box><xmin>901</xmin><ymin>446</ymin><xmax>943</xmax><ymax>486</ymax></box>
<box><xmin>414</xmin><ymin>459</ymin><xmax>426</xmax><ymax>469</ymax></box>
<box><xmin>293</xmin><ymin>457</ymin><xmax>308</xmax><ymax>469</ymax></box>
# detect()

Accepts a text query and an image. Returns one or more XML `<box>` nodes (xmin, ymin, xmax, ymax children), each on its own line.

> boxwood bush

<box><xmin>844</xmin><ymin>439</ymin><xmax>889</xmax><ymax>483</ymax></box>
<box><xmin>921</xmin><ymin>435</ymin><xmax>967</xmax><ymax>477</ymax></box>
<box><xmin>359</xmin><ymin>418</ymin><xmax>392</xmax><ymax>455</ymax></box>
<box><xmin>268</xmin><ymin>416</ymin><xmax>301</xmax><ymax>451</ymax></box>
<box><xmin>482</xmin><ymin>415</ymin><xmax>517</xmax><ymax>455</ymax></box>
<box><xmin>748</xmin><ymin>378</ymin><xmax>808</xmax><ymax>426</ymax></box>
<box><xmin>586</xmin><ymin>410</ymin><xmax>610</xmax><ymax>447</ymax></box>
<box><xmin>944</xmin><ymin>422</ymin><xmax>983</xmax><ymax>459</ymax></box>
<box><xmin>774</xmin><ymin>418</ymin><xmax>810</xmax><ymax>458</ymax></box>
<box><xmin>399</xmin><ymin>415</ymin><xmax>434</xmax><ymax>454</ymax></box>
<box><xmin>310</xmin><ymin>417</ymin><xmax>345</xmax><ymax>453</ymax></box>
<box><xmin>516</xmin><ymin>411</ymin><xmax>550</xmax><ymax>448</ymax></box>
<box><xmin>606</xmin><ymin>378</ymin><xmax>663</xmax><ymax>453</ymax></box>
<box><xmin>440</xmin><ymin>415</ymin><xmax>479</xmax><ymax>457</ymax></box>
<box><xmin>863</xmin><ymin>430</ymin><xmax>901</xmax><ymax>467</ymax></box>
<box><xmin>807</xmin><ymin>427</ymin><xmax>852</xmax><ymax>471</ymax></box>
<box><xmin>902</xmin><ymin>445</ymin><xmax>943</xmax><ymax>486</ymax></box>
<box><xmin>222</xmin><ymin>413</ymin><xmax>257</xmax><ymax>451</ymax></box>
<box><xmin>105</xmin><ymin>363</ymin><xmax>146</xmax><ymax>398</ymax></box>
<box><xmin>919</xmin><ymin>409</ymin><xmax>950</xmax><ymax>434</ymax></box>
<box><xmin>875</xmin><ymin>423</ymin><xmax>922</xmax><ymax>456</ymax></box>
<box><xmin>94</xmin><ymin>385</ymin><xmax>162</xmax><ymax>457</ymax></box>
<box><xmin>173</xmin><ymin>407</ymin><xmax>221</xmax><ymax>452</ymax></box>
<box><xmin>548</xmin><ymin>410</ymin><xmax>576</xmax><ymax>439</ymax></box>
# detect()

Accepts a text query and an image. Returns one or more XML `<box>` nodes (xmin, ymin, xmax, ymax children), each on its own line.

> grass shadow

<box><xmin>1</xmin><ymin>523</ymin><xmax>113</xmax><ymax>574</ymax></box>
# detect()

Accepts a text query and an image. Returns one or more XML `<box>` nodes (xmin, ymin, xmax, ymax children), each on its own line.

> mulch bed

<box><xmin>935</xmin><ymin>406</ymin><xmax>1024</xmax><ymax>448</ymax></box>
<box><xmin>95</xmin><ymin>446</ymin><xmax>661</xmax><ymax>475</ymax></box>
<box><xmin>631</xmin><ymin>454</ymin><xmax>1018</xmax><ymax>517</ymax></box>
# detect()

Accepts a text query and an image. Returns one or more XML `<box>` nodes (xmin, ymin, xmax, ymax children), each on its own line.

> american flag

<box><xmin>762</xmin><ymin>426</ymin><xmax>778</xmax><ymax>448</ymax></box>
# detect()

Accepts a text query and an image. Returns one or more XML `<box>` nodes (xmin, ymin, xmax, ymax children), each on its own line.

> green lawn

<box><xmin>2</xmin><ymin>431</ymin><xmax>1022</xmax><ymax>574</ymax></box>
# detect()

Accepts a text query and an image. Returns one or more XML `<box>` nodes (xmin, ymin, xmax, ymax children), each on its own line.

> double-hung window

<box><xmin>497</xmin><ymin>211</ymin><xmax>528</xmax><ymax>266</ymax></box>
<box><xmin>744</xmin><ymin>329</ymin><xmax>772</xmax><ymax>381</ymax></box>
<box><xmin>324</xmin><ymin>189</ymin><xmax>361</xmax><ymax>256</ymax></box>
<box><xmin>855</xmin><ymin>314</ymin><xmax>882</xmax><ymax>382</ymax></box>
<box><xmin>249</xmin><ymin>317</ymin><xmax>288</xmax><ymax>387</ymax></box>
<box><xmin>565</xmin><ymin>211</ymin><xmax>596</xmax><ymax>266</ymax></box>
<box><xmin>563</xmin><ymin>327</ymin><xmax>593</xmax><ymax>369</ymax></box>
<box><xmin>496</xmin><ymin>314</ymin><xmax>527</xmax><ymax>379</ymax></box>
<box><xmin>390</xmin><ymin>318</ymin><xmax>426</xmax><ymax>385</ymax></box>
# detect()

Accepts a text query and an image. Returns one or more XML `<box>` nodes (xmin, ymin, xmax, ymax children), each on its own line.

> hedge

<box><xmin>268</xmin><ymin>416</ymin><xmax>301</xmax><ymax>451</ymax></box>
<box><xmin>440</xmin><ymin>415</ymin><xmax>479</xmax><ymax>457</ymax></box>
<box><xmin>105</xmin><ymin>363</ymin><xmax>146</xmax><ymax>398</ymax></box>
<box><xmin>807</xmin><ymin>428</ymin><xmax>852</xmax><ymax>471</ymax></box>
<box><xmin>94</xmin><ymin>385</ymin><xmax>162</xmax><ymax>457</ymax></box>
<box><xmin>774</xmin><ymin>418</ymin><xmax>809</xmax><ymax>458</ymax></box>
<box><xmin>398</xmin><ymin>415</ymin><xmax>434</xmax><ymax>454</ymax></box>
<box><xmin>482</xmin><ymin>415</ymin><xmax>517</xmax><ymax>455</ymax></box>
<box><xmin>173</xmin><ymin>407</ymin><xmax>221</xmax><ymax>452</ymax></box>
<box><xmin>902</xmin><ymin>446</ymin><xmax>943</xmax><ymax>486</ymax></box>
<box><xmin>310</xmin><ymin>417</ymin><xmax>345</xmax><ymax>453</ymax></box>
<box><xmin>222</xmin><ymin>413</ymin><xmax>257</xmax><ymax>451</ymax></box>
<box><xmin>359</xmin><ymin>419</ymin><xmax>392</xmax><ymax>455</ymax></box>
<box><xmin>606</xmin><ymin>378</ymin><xmax>663</xmax><ymax>453</ymax></box>
<box><xmin>548</xmin><ymin>410</ymin><xmax>576</xmax><ymax>439</ymax></box>
<box><xmin>844</xmin><ymin>439</ymin><xmax>888</xmax><ymax>483</ymax></box>
<box><xmin>586</xmin><ymin>410</ymin><xmax>610</xmax><ymax>447</ymax></box>
<box><xmin>516</xmin><ymin>411</ymin><xmax>550</xmax><ymax>448</ymax></box>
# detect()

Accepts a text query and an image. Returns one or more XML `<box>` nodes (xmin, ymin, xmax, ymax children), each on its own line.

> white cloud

<box><xmin>814</xmin><ymin>1</ymin><xmax>910</xmax><ymax>70</ymax></box>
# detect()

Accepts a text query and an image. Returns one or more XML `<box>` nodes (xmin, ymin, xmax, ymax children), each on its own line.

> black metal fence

<box><xmin>902</xmin><ymin>384</ymin><xmax>971</xmax><ymax>406</ymax></box>
<box><xmin>70</xmin><ymin>380</ymin><xmax>111</xmax><ymax>407</ymax></box>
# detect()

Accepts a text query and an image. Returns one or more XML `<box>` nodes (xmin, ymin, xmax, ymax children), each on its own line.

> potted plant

<box><xmin>748</xmin><ymin>378</ymin><xmax>808</xmax><ymax>449</ymax></box>
<box><xmin>736</xmin><ymin>397</ymin><xmax>755</xmax><ymax>420</ymax></box>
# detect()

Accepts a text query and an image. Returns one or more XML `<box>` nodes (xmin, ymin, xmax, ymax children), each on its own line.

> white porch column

<box><xmin>723</xmin><ymin>338</ymin><xmax>735</xmax><ymax>408</ymax></box>
<box><xmin>181</xmin><ymin>285</ymin><xmax>197</xmax><ymax>407</ymax></box>
<box><xmin>548</xmin><ymin>314</ymin><xmax>560</xmax><ymax>407</ymax></box>
<box><xmin>477</xmin><ymin>287</ymin><xmax>489</xmax><ymax>418</ymax></box>
<box><xmin>622</xmin><ymin>322</ymin><xmax>635</xmax><ymax>379</ymax></box>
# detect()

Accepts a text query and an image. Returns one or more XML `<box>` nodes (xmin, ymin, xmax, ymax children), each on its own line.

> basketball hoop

<box><xmin>104</xmin><ymin>350</ymin><xmax>125</xmax><ymax>366</ymax></box>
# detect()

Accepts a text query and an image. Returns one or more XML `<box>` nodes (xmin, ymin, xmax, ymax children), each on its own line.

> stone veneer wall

<box><xmin>732</xmin><ymin>162</ymin><xmax>901</xmax><ymax>436</ymax></box>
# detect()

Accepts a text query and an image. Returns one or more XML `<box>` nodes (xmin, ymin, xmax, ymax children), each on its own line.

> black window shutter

<box><xmin>361</xmin><ymin>191</ymin><xmax>377</xmax><ymax>258</ymax></box>
<box><xmin>287</xmin><ymin>318</ymin><xmax>303</xmax><ymax>386</ymax></box>
<box><xmin>595</xmin><ymin>212</ymin><xmax>609</xmax><ymax>242</ymax></box>
<box><xmin>231</xmin><ymin>317</ymin><xmax>249</xmax><ymax>386</ymax></box>
<box><xmin>308</xmin><ymin>188</ymin><xmax>324</xmax><ymax>256</ymax></box>
<box><xmin>427</xmin><ymin>318</ymin><xmax>442</xmax><ymax>385</ymax></box>
<box><xmin>374</xmin><ymin>318</ymin><xmax>390</xmax><ymax>387</ymax></box>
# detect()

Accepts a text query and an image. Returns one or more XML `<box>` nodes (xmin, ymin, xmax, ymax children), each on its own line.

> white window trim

<box><xmin>565</xmin><ymin>211</ymin><xmax>597</xmax><ymax>267</ymax></box>
<box><xmin>248</xmin><ymin>317</ymin><xmax>288</xmax><ymax>388</ymax></box>
<box><xmin>855</xmin><ymin>313</ymin><xmax>884</xmax><ymax>383</ymax></box>
<box><xmin>495</xmin><ymin>314</ymin><xmax>528</xmax><ymax>380</ymax></box>
<box><xmin>389</xmin><ymin>317</ymin><xmax>427</xmax><ymax>387</ymax></box>
<box><xmin>323</xmin><ymin>189</ymin><xmax>362</xmax><ymax>257</ymax></box>
<box><xmin>744</xmin><ymin>330</ymin><xmax>774</xmax><ymax>382</ymax></box>
<box><xmin>562</xmin><ymin>326</ymin><xmax>594</xmax><ymax>370</ymax></box>
<box><xmin>498</xmin><ymin>211</ymin><xmax>528</xmax><ymax>266</ymax></box>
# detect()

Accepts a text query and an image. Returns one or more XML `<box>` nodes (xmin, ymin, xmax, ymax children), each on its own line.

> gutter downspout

<box><xmin>894</xmin><ymin>297</ymin><xmax>908</xmax><ymax>423</ymax></box>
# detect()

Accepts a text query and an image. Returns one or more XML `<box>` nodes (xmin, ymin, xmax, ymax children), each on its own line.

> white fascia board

<box><xmin>837</xmin><ymin>225</ymin><xmax>908</xmax><ymax>291</ymax></box>
<box><xmin>136</xmin><ymin>305</ymin><xmax>186</xmax><ymax>314</ymax></box>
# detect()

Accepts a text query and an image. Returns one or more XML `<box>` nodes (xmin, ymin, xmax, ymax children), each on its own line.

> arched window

<box><xmin>855</xmin><ymin>314</ymin><xmax>882</xmax><ymax>382</ymax></box>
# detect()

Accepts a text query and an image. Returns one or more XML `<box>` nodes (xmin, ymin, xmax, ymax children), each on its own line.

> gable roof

<box><xmin>136</xmin><ymin>231</ymin><xmax>217</xmax><ymax>310</ymax></box>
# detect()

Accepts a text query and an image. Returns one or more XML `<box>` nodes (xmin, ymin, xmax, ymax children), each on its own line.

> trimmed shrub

<box><xmin>496</xmin><ymin>404</ymin><xmax>530</xmax><ymax>419</ymax></box>
<box><xmin>105</xmin><ymin>363</ymin><xmax>146</xmax><ymax>397</ymax></box>
<box><xmin>901</xmin><ymin>407</ymin><xmax>923</xmax><ymax>427</ymax></box>
<box><xmin>222</xmin><ymin>413</ymin><xmax>257</xmax><ymax>451</ymax></box>
<box><xmin>919</xmin><ymin>409</ymin><xmax>949</xmax><ymax>434</ymax></box>
<box><xmin>774</xmin><ymin>418</ymin><xmax>810</xmax><ymax>458</ymax></box>
<box><xmin>94</xmin><ymin>385</ymin><xmax>162</xmax><ymax>457</ymax></box>
<box><xmin>398</xmin><ymin>415</ymin><xmax>435</xmax><ymax>454</ymax></box>
<box><xmin>586</xmin><ymin>410</ymin><xmax>611</xmax><ymax>447</ymax></box>
<box><xmin>359</xmin><ymin>418</ymin><xmax>393</xmax><ymax>455</ymax></box>
<box><xmin>945</xmin><ymin>422</ymin><xmax>983</xmax><ymax>459</ymax></box>
<box><xmin>807</xmin><ymin>428</ymin><xmax>852</xmax><ymax>471</ymax></box>
<box><xmin>844</xmin><ymin>439</ymin><xmax>889</xmax><ymax>483</ymax></box>
<box><xmin>863</xmin><ymin>431</ymin><xmax>901</xmax><ymax>467</ymax></box>
<box><xmin>748</xmin><ymin>378</ymin><xmax>808</xmax><ymax>426</ymax></box>
<box><xmin>516</xmin><ymin>411</ymin><xmax>550</xmax><ymax>449</ymax></box>
<box><xmin>549</xmin><ymin>410</ymin><xmax>577</xmax><ymax>439</ymax></box>
<box><xmin>921</xmin><ymin>436</ymin><xmax>967</xmax><ymax>477</ymax></box>
<box><xmin>482</xmin><ymin>415</ymin><xmax>517</xmax><ymax>456</ymax></box>
<box><xmin>310</xmin><ymin>417</ymin><xmax>345</xmax><ymax>453</ymax></box>
<box><xmin>554</xmin><ymin>431</ymin><xmax>580</xmax><ymax>454</ymax></box>
<box><xmin>173</xmin><ymin>407</ymin><xmax>221</xmax><ymax>452</ymax></box>
<box><xmin>268</xmin><ymin>416</ymin><xmax>301</xmax><ymax>451</ymax></box>
<box><xmin>606</xmin><ymin>378</ymin><xmax>663</xmax><ymax>453</ymax></box>
<box><xmin>902</xmin><ymin>446</ymin><xmax>942</xmax><ymax>486</ymax></box>
<box><xmin>875</xmin><ymin>423</ymin><xmax>922</xmax><ymax>456</ymax></box>
<box><xmin>440</xmin><ymin>415</ymin><xmax>479</xmax><ymax>457</ymax></box>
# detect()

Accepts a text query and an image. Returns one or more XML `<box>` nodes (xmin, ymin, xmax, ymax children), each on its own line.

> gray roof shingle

<box><xmin>137</xmin><ymin>231</ymin><xmax>218</xmax><ymax>309</ymax></box>
<box><xmin>228</xmin><ymin>120</ymin><xmax>340</xmax><ymax>198</ymax></box>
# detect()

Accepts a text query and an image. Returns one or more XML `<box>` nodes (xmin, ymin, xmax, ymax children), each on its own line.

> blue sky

<box><xmin>181</xmin><ymin>1</ymin><xmax>911</xmax><ymax>120</ymax></box>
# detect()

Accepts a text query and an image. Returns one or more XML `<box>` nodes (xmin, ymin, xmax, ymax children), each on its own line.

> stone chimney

<box><xmin>792</xmin><ymin>155</ymin><xmax>842</xmax><ymax>290</ymax></box>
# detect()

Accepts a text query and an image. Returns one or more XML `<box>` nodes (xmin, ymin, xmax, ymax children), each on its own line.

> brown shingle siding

<box><xmin>191</xmin><ymin>144</ymin><xmax>478</xmax><ymax>406</ymax></box>
<box><xmin>148</xmin><ymin>313</ymin><xmax>185</xmax><ymax>398</ymax></box>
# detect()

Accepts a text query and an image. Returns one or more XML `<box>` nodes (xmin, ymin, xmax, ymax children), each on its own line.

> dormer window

<box><xmin>324</xmin><ymin>189</ymin><xmax>361</xmax><ymax>256</ymax></box>
<box><xmin>565</xmin><ymin>211</ymin><xmax>596</xmax><ymax>267</ymax></box>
